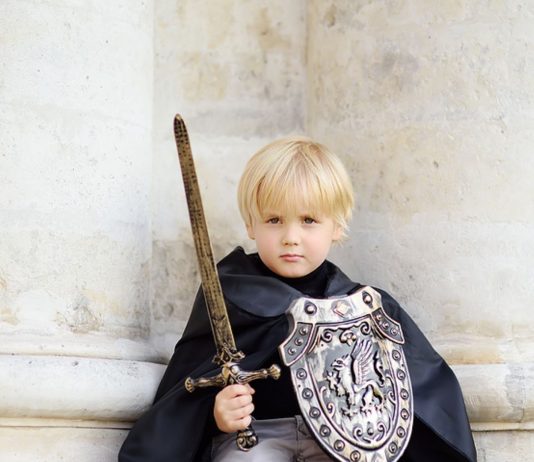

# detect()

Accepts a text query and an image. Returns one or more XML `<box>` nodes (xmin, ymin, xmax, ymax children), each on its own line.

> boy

<box><xmin>119</xmin><ymin>137</ymin><xmax>476</xmax><ymax>461</ymax></box>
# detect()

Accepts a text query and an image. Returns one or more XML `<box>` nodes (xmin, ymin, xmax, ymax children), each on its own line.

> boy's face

<box><xmin>247</xmin><ymin>210</ymin><xmax>342</xmax><ymax>278</ymax></box>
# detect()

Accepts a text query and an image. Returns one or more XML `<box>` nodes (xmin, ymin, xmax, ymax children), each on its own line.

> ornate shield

<box><xmin>279</xmin><ymin>286</ymin><xmax>413</xmax><ymax>462</ymax></box>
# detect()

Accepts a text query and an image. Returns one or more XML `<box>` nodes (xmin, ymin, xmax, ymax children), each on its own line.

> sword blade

<box><xmin>174</xmin><ymin>114</ymin><xmax>244</xmax><ymax>365</ymax></box>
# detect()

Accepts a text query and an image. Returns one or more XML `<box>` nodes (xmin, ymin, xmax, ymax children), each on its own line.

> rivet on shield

<box><xmin>296</xmin><ymin>368</ymin><xmax>307</xmax><ymax>380</ymax></box>
<box><xmin>362</xmin><ymin>291</ymin><xmax>373</xmax><ymax>305</ymax></box>
<box><xmin>299</xmin><ymin>326</ymin><xmax>309</xmax><ymax>335</ymax></box>
<box><xmin>397</xmin><ymin>427</ymin><xmax>406</xmax><ymax>438</ymax></box>
<box><xmin>401</xmin><ymin>409</ymin><xmax>410</xmax><ymax>420</ymax></box>
<box><xmin>288</xmin><ymin>347</ymin><xmax>297</xmax><ymax>355</ymax></box>
<box><xmin>302</xmin><ymin>388</ymin><xmax>313</xmax><ymax>399</ymax></box>
<box><xmin>389</xmin><ymin>442</ymin><xmax>398</xmax><ymax>454</ymax></box>
<box><xmin>304</xmin><ymin>302</ymin><xmax>317</xmax><ymax>315</ymax></box>
<box><xmin>350</xmin><ymin>450</ymin><xmax>361</xmax><ymax>461</ymax></box>
<box><xmin>334</xmin><ymin>440</ymin><xmax>345</xmax><ymax>451</ymax></box>
<box><xmin>309</xmin><ymin>407</ymin><xmax>320</xmax><ymax>419</ymax></box>
<box><xmin>320</xmin><ymin>425</ymin><xmax>331</xmax><ymax>437</ymax></box>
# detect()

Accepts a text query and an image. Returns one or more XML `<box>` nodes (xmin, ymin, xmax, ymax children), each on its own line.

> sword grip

<box><xmin>229</xmin><ymin>363</ymin><xmax>280</xmax><ymax>451</ymax></box>
<box><xmin>185</xmin><ymin>362</ymin><xmax>282</xmax><ymax>451</ymax></box>
<box><xmin>184</xmin><ymin>374</ymin><xmax>225</xmax><ymax>393</ymax></box>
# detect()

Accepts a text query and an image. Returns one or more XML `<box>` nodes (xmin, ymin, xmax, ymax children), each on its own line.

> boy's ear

<box><xmin>246</xmin><ymin>223</ymin><xmax>255</xmax><ymax>240</ymax></box>
<box><xmin>332</xmin><ymin>224</ymin><xmax>343</xmax><ymax>242</ymax></box>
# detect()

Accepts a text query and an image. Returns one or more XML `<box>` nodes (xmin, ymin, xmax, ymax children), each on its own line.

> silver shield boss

<box><xmin>279</xmin><ymin>286</ymin><xmax>413</xmax><ymax>462</ymax></box>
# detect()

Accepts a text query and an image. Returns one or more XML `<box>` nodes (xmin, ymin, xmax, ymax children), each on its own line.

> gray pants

<box><xmin>211</xmin><ymin>416</ymin><xmax>332</xmax><ymax>462</ymax></box>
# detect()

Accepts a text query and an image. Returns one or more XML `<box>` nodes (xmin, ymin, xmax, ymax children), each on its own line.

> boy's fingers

<box><xmin>236</xmin><ymin>415</ymin><xmax>252</xmax><ymax>430</ymax></box>
<box><xmin>218</xmin><ymin>384</ymin><xmax>248</xmax><ymax>399</ymax></box>
<box><xmin>235</xmin><ymin>394</ymin><xmax>252</xmax><ymax>407</ymax></box>
<box><xmin>221</xmin><ymin>383</ymin><xmax>255</xmax><ymax>399</ymax></box>
<box><xmin>231</xmin><ymin>403</ymin><xmax>254</xmax><ymax>419</ymax></box>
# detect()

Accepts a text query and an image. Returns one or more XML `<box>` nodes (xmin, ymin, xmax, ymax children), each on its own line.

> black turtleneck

<box><xmin>251</xmin><ymin>257</ymin><xmax>330</xmax><ymax>420</ymax></box>
<box><xmin>255</xmin><ymin>258</ymin><xmax>329</xmax><ymax>299</ymax></box>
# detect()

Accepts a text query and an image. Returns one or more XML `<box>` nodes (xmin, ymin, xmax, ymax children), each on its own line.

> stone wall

<box><xmin>307</xmin><ymin>1</ymin><xmax>534</xmax><ymax>459</ymax></box>
<box><xmin>0</xmin><ymin>1</ymin><xmax>157</xmax><ymax>460</ymax></box>
<box><xmin>151</xmin><ymin>0</ymin><xmax>307</xmax><ymax>356</ymax></box>
<box><xmin>1</xmin><ymin>1</ymin><xmax>532</xmax><ymax>460</ymax></box>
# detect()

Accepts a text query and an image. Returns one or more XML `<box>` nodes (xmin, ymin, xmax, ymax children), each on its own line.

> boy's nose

<box><xmin>282</xmin><ymin>225</ymin><xmax>300</xmax><ymax>246</ymax></box>
<box><xmin>282</xmin><ymin>237</ymin><xmax>298</xmax><ymax>246</ymax></box>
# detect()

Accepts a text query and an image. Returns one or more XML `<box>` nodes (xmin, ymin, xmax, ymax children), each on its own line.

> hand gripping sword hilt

<box><xmin>185</xmin><ymin>361</ymin><xmax>281</xmax><ymax>451</ymax></box>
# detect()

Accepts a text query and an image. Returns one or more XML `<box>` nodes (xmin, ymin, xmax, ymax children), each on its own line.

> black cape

<box><xmin>119</xmin><ymin>247</ymin><xmax>477</xmax><ymax>462</ymax></box>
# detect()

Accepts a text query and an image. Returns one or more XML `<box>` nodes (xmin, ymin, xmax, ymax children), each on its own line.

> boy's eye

<box><xmin>267</xmin><ymin>217</ymin><xmax>280</xmax><ymax>224</ymax></box>
<box><xmin>303</xmin><ymin>217</ymin><xmax>316</xmax><ymax>224</ymax></box>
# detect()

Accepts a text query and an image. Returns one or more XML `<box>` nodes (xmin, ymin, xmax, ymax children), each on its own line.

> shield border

<box><xmin>279</xmin><ymin>287</ymin><xmax>413</xmax><ymax>462</ymax></box>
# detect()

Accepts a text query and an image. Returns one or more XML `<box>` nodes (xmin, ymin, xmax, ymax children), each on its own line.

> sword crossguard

<box><xmin>185</xmin><ymin>362</ymin><xmax>281</xmax><ymax>391</ymax></box>
<box><xmin>185</xmin><ymin>361</ymin><xmax>281</xmax><ymax>451</ymax></box>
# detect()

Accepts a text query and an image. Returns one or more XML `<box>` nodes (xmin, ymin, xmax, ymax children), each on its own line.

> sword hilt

<box><xmin>185</xmin><ymin>361</ymin><xmax>281</xmax><ymax>451</ymax></box>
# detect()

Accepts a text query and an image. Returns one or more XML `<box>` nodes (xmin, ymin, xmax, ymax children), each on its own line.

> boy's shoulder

<box><xmin>215</xmin><ymin>247</ymin><xmax>407</xmax><ymax>320</ymax></box>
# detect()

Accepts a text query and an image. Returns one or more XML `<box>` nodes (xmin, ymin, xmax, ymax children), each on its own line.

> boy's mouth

<box><xmin>280</xmin><ymin>253</ymin><xmax>302</xmax><ymax>262</ymax></box>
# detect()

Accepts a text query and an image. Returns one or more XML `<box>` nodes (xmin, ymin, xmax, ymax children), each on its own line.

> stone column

<box><xmin>0</xmin><ymin>1</ymin><xmax>161</xmax><ymax>460</ymax></box>
<box><xmin>307</xmin><ymin>2</ymin><xmax>534</xmax><ymax>461</ymax></box>
<box><xmin>151</xmin><ymin>0</ymin><xmax>307</xmax><ymax>357</ymax></box>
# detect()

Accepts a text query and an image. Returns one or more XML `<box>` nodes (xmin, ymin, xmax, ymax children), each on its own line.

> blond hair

<box><xmin>238</xmin><ymin>136</ymin><xmax>354</xmax><ymax>235</ymax></box>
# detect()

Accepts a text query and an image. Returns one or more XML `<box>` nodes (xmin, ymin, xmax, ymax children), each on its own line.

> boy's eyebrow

<box><xmin>261</xmin><ymin>210</ymin><xmax>280</xmax><ymax>217</ymax></box>
<box><xmin>260</xmin><ymin>210</ymin><xmax>324</xmax><ymax>219</ymax></box>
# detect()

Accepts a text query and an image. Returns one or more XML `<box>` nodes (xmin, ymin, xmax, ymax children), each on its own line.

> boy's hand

<box><xmin>213</xmin><ymin>383</ymin><xmax>255</xmax><ymax>433</ymax></box>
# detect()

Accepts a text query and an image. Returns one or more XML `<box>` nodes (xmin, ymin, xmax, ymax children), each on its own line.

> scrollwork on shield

<box><xmin>279</xmin><ymin>287</ymin><xmax>413</xmax><ymax>462</ymax></box>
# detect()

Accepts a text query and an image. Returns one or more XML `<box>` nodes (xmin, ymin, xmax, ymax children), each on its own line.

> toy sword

<box><xmin>173</xmin><ymin>114</ymin><xmax>281</xmax><ymax>451</ymax></box>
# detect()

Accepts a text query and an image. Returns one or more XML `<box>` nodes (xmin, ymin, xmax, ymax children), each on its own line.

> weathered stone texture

<box><xmin>1</xmin><ymin>0</ymin><xmax>154</xmax><ymax>354</ymax></box>
<box><xmin>474</xmin><ymin>430</ymin><xmax>534</xmax><ymax>462</ymax></box>
<box><xmin>1</xmin><ymin>1</ymin><xmax>155</xmax><ymax>460</ymax></box>
<box><xmin>308</xmin><ymin>0</ymin><xmax>534</xmax><ymax>363</ymax></box>
<box><xmin>154</xmin><ymin>0</ymin><xmax>306</xmax><ymax>137</ymax></box>
<box><xmin>308</xmin><ymin>0</ymin><xmax>534</xmax><ymax>455</ymax></box>
<box><xmin>1</xmin><ymin>0</ymin><xmax>533</xmax><ymax>460</ymax></box>
<box><xmin>151</xmin><ymin>0</ymin><xmax>306</xmax><ymax>356</ymax></box>
<box><xmin>0</xmin><ymin>427</ymin><xmax>128</xmax><ymax>462</ymax></box>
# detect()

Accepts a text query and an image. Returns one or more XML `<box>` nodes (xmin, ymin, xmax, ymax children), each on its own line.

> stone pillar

<box><xmin>0</xmin><ymin>1</ymin><xmax>160</xmax><ymax>460</ymax></box>
<box><xmin>307</xmin><ymin>2</ymin><xmax>534</xmax><ymax>460</ymax></box>
<box><xmin>151</xmin><ymin>0</ymin><xmax>307</xmax><ymax>356</ymax></box>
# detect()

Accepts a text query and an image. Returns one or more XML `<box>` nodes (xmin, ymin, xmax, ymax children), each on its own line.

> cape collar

<box><xmin>218</xmin><ymin>247</ymin><xmax>360</xmax><ymax>317</ymax></box>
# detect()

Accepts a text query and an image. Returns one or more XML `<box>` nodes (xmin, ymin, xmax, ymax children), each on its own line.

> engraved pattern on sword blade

<box><xmin>173</xmin><ymin>114</ymin><xmax>243</xmax><ymax>365</ymax></box>
<box><xmin>174</xmin><ymin>115</ymin><xmax>281</xmax><ymax>452</ymax></box>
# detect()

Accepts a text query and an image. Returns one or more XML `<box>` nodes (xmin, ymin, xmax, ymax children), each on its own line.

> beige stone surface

<box><xmin>154</xmin><ymin>0</ymin><xmax>306</xmax><ymax>137</ymax></box>
<box><xmin>0</xmin><ymin>355</ymin><xmax>164</xmax><ymax>420</ymax></box>
<box><xmin>1</xmin><ymin>1</ymin><xmax>155</xmax><ymax>461</ymax></box>
<box><xmin>1</xmin><ymin>0</ymin><xmax>155</xmax><ymax>356</ymax></box>
<box><xmin>306</xmin><ymin>1</ymin><xmax>534</xmax><ymax>457</ymax></box>
<box><xmin>1</xmin><ymin>0</ymin><xmax>532</xmax><ymax>460</ymax></box>
<box><xmin>0</xmin><ymin>426</ymin><xmax>128</xmax><ymax>462</ymax></box>
<box><xmin>474</xmin><ymin>430</ymin><xmax>534</xmax><ymax>462</ymax></box>
<box><xmin>454</xmin><ymin>363</ymin><xmax>534</xmax><ymax>428</ymax></box>
<box><xmin>151</xmin><ymin>0</ymin><xmax>307</xmax><ymax>356</ymax></box>
<box><xmin>308</xmin><ymin>0</ymin><xmax>534</xmax><ymax>365</ymax></box>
